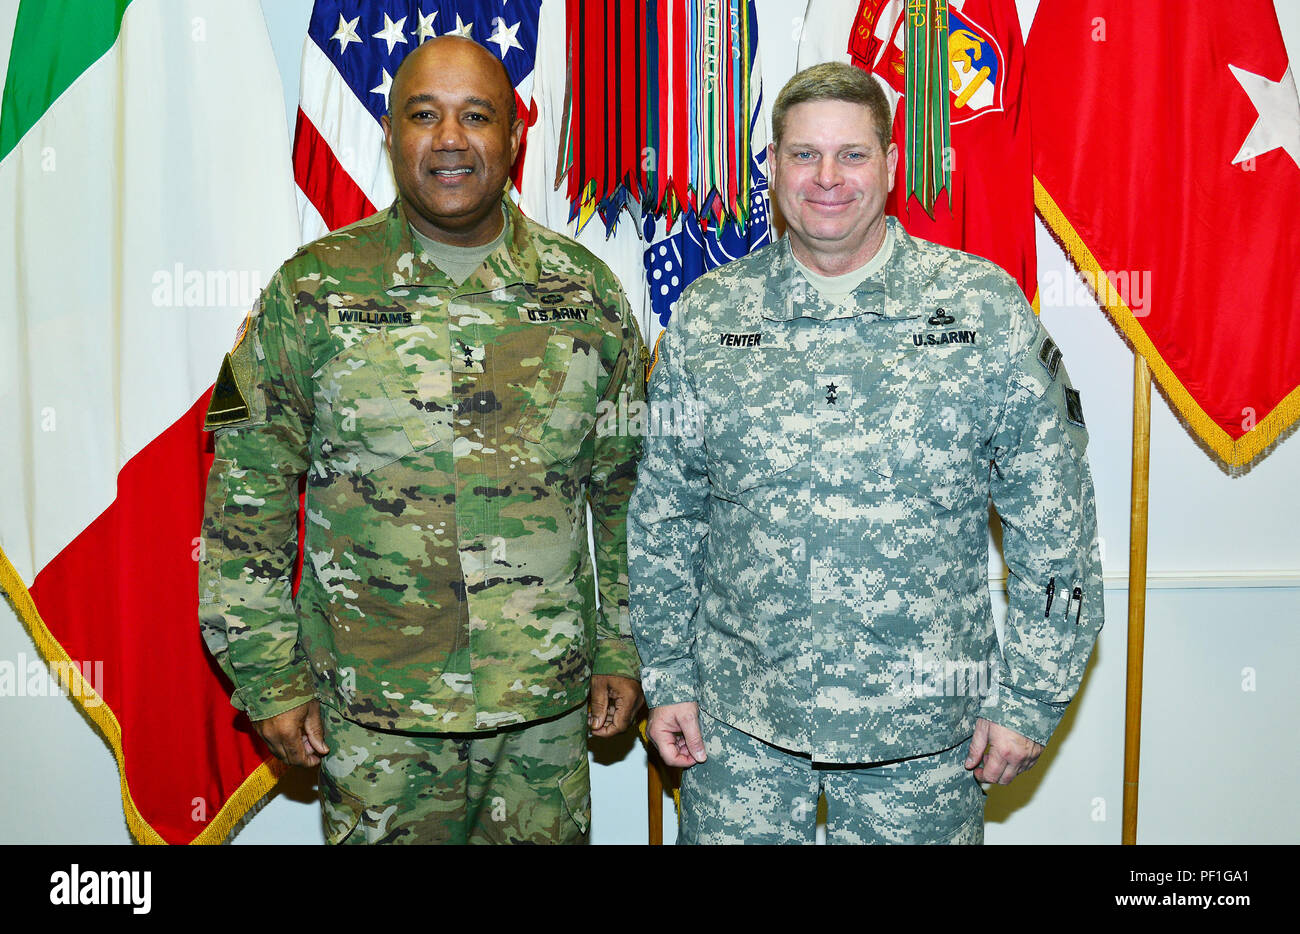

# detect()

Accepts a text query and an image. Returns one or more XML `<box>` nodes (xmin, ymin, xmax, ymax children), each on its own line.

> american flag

<box><xmin>294</xmin><ymin>0</ymin><xmax>543</xmax><ymax>241</ymax></box>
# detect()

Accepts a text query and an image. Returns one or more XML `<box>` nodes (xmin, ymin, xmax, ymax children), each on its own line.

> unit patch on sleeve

<box><xmin>204</xmin><ymin>352</ymin><xmax>250</xmax><ymax>428</ymax></box>
<box><xmin>1064</xmin><ymin>385</ymin><xmax>1086</xmax><ymax>427</ymax></box>
<box><xmin>1038</xmin><ymin>336</ymin><xmax>1062</xmax><ymax>379</ymax></box>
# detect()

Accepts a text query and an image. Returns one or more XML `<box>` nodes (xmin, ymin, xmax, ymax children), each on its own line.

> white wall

<box><xmin>1</xmin><ymin>0</ymin><xmax>1296</xmax><ymax>845</ymax></box>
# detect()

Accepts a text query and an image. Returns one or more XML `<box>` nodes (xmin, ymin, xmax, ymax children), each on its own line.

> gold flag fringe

<box><xmin>0</xmin><ymin>544</ymin><xmax>285</xmax><ymax>844</ymax></box>
<box><xmin>1033</xmin><ymin>177</ymin><xmax>1300</xmax><ymax>468</ymax></box>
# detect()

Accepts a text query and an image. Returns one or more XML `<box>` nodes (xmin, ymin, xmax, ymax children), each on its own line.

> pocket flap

<box><xmin>319</xmin><ymin>771</ymin><xmax>367</xmax><ymax>845</ymax></box>
<box><xmin>557</xmin><ymin>757</ymin><xmax>591</xmax><ymax>836</ymax></box>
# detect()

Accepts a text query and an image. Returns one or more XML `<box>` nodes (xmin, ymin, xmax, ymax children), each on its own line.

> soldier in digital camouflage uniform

<box><xmin>199</xmin><ymin>37</ymin><xmax>646</xmax><ymax>844</ymax></box>
<box><xmin>630</xmin><ymin>62</ymin><xmax>1103</xmax><ymax>844</ymax></box>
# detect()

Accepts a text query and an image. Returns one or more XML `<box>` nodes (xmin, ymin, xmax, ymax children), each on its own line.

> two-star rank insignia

<box><xmin>825</xmin><ymin>382</ymin><xmax>839</xmax><ymax>405</ymax></box>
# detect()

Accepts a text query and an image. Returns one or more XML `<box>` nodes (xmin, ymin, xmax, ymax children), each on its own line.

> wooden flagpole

<box><xmin>1122</xmin><ymin>354</ymin><xmax>1152</xmax><ymax>844</ymax></box>
<box><xmin>643</xmin><ymin>714</ymin><xmax>664</xmax><ymax>844</ymax></box>
<box><xmin>648</xmin><ymin>756</ymin><xmax>664</xmax><ymax>845</ymax></box>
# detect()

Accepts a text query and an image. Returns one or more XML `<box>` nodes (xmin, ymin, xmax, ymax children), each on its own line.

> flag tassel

<box><xmin>0</xmin><ymin>544</ymin><xmax>284</xmax><ymax>844</ymax></box>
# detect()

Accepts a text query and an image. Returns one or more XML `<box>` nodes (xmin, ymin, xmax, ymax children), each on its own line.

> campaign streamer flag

<box><xmin>644</xmin><ymin>0</ymin><xmax>770</xmax><ymax>331</ymax></box>
<box><xmin>0</xmin><ymin>0</ymin><xmax>301</xmax><ymax>842</ymax></box>
<box><xmin>295</xmin><ymin>0</ymin><xmax>543</xmax><ymax>242</ymax></box>
<box><xmin>1030</xmin><ymin>1</ymin><xmax>1300</xmax><ymax>467</ymax></box>
<box><xmin>799</xmin><ymin>0</ymin><xmax>1038</xmax><ymax>302</ymax></box>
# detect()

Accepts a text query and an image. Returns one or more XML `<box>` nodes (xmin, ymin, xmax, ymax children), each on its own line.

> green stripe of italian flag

<box><xmin>0</xmin><ymin>0</ymin><xmax>302</xmax><ymax>843</ymax></box>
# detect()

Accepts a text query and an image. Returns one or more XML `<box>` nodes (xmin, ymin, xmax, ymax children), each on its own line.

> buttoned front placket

<box><xmin>776</xmin><ymin>246</ymin><xmax>929</xmax><ymax>760</ymax></box>
<box><xmin>387</xmin><ymin>201</ymin><xmax>542</xmax><ymax>729</ymax></box>
<box><xmin>451</xmin><ymin>280</ymin><xmax>532</xmax><ymax>729</ymax></box>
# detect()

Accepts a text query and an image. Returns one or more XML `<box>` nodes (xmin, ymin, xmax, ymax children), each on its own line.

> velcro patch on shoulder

<box><xmin>232</xmin><ymin>309</ymin><xmax>252</xmax><ymax>352</ymax></box>
<box><xmin>204</xmin><ymin>313</ymin><xmax>267</xmax><ymax>430</ymax></box>
<box><xmin>1064</xmin><ymin>385</ymin><xmax>1086</xmax><ymax>427</ymax></box>
<box><xmin>204</xmin><ymin>353</ymin><xmax>250</xmax><ymax>428</ymax></box>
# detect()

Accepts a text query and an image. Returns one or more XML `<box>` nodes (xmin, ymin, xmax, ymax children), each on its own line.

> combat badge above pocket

<box><xmin>312</xmin><ymin>330</ymin><xmax>441</xmax><ymax>478</ymax></box>
<box><xmin>517</xmin><ymin>327</ymin><xmax>601</xmax><ymax>464</ymax></box>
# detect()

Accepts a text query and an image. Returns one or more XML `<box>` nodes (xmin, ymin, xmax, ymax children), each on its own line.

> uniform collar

<box><xmin>382</xmin><ymin>194</ymin><xmax>541</xmax><ymax>291</ymax></box>
<box><xmin>762</xmin><ymin>216</ymin><xmax>941</xmax><ymax>322</ymax></box>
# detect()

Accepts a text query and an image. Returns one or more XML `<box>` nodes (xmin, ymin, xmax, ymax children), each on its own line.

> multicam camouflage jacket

<box><xmin>629</xmin><ymin>217</ymin><xmax>1103</xmax><ymax>763</ymax></box>
<box><xmin>199</xmin><ymin>196</ymin><xmax>646</xmax><ymax>733</ymax></box>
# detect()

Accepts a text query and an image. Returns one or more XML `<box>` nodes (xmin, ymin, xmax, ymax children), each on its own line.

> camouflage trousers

<box><xmin>318</xmin><ymin>702</ymin><xmax>590</xmax><ymax>844</ymax></box>
<box><xmin>678</xmin><ymin>710</ymin><xmax>985</xmax><ymax>845</ymax></box>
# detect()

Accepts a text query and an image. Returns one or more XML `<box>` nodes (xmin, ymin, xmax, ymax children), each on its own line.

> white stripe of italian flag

<box><xmin>0</xmin><ymin>0</ymin><xmax>301</xmax><ymax>843</ymax></box>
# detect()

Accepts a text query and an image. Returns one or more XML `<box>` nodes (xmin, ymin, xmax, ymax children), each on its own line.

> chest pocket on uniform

<box><xmin>312</xmin><ymin>330</ymin><xmax>443</xmax><ymax>478</ymax></box>
<box><xmin>516</xmin><ymin>327</ymin><xmax>602</xmax><ymax>464</ymax></box>
<box><xmin>705</xmin><ymin>403</ymin><xmax>803</xmax><ymax>500</ymax></box>
<box><xmin>870</xmin><ymin>344</ymin><xmax>983</xmax><ymax>509</ymax></box>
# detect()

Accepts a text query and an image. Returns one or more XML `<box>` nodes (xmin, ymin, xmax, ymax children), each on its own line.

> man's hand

<box><xmin>252</xmin><ymin>699</ymin><xmax>329</xmax><ymax>767</ymax></box>
<box><xmin>588</xmin><ymin>675</ymin><xmax>644</xmax><ymax>737</ymax></box>
<box><xmin>964</xmin><ymin>717</ymin><xmax>1043</xmax><ymax>785</ymax></box>
<box><xmin>646</xmin><ymin>702</ymin><xmax>707</xmax><ymax>768</ymax></box>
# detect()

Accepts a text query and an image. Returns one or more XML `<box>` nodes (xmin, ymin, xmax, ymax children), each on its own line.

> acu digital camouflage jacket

<box><xmin>199</xmin><ymin>196</ymin><xmax>646</xmax><ymax>733</ymax></box>
<box><xmin>630</xmin><ymin>218</ymin><xmax>1104</xmax><ymax>763</ymax></box>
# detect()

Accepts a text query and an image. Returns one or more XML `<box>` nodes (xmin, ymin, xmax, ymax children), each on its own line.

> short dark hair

<box><xmin>771</xmin><ymin>62</ymin><xmax>892</xmax><ymax>152</ymax></box>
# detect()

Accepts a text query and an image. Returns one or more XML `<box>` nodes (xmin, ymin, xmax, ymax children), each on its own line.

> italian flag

<box><xmin>0</xmin><ymin>0</ymin><xmax>301</xmax><ymax>842</ymax></box>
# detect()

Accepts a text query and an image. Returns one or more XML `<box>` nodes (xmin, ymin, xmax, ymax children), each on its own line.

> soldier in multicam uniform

<box><xmin>630</xmin><ymin>62</ymin><xmax>1103</xmax><ymax>844</ymax></box>
<box><xmin>199</xmin><ymin>36</ymin><xmax>646</xmax><ymax>844</ymax></box>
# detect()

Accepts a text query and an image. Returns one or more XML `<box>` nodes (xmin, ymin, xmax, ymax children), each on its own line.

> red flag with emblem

<box><xmin>843</xmin><ymin>0</ymin><xmax>1038</xmax><ymax>302</ymax></box>
<box><xmin>1029</xmin><ymin>0</ymin><xmax>1300</xmax><ymax>467</ymax></box>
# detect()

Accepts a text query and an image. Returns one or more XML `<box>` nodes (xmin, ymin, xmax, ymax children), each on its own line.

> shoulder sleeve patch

<box><xmin>203</xmin><ymin>310</ymin><xmax>268</xmax><ymax>431</ymax></box>
<box><xmin>1037</xmin><ymin>336</ymin><xmax>1062</xmax><ymax>380</ymax></box>
<box><xmin>204</xmin><ymin>353</ymin><xmax>250</xmax><ymax>429</ymax></box>
<box><xmin>231</xmin><ymin>309</ymin><xmax>252</xmax><ymax>353</ymax></box>
<box><xmin>1064</xmin><ymin>385</ymin><xmax>1086</xmax><ymax>427</ymax></box>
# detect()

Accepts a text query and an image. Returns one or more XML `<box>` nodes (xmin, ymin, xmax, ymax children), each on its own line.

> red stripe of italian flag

<box><xmin>0</xmin><ymin>0</ymin><xmax>301</xmax><ymax>843</ymax></box>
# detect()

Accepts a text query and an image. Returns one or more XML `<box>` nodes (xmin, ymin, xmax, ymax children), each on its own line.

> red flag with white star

<box><xmin>1030</xmin><ymin>0</ymin><xmax>1300</xmax><ymax>467</ymax></box>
